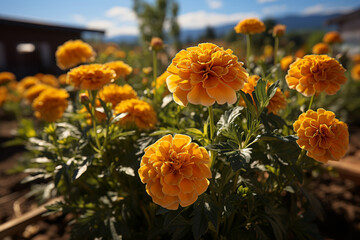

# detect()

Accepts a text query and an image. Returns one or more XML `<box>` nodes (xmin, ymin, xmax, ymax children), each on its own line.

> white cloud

<box><xmin>302</xmin><ymin>4</ymin><xmax>352</xmax><ymax>16</ymax></box>
<box><xmin>262</xmin><ymin>5</ymin><xmax>287</xmax><ymax>16</ymax></box>
<box><xmin>105</xmin><ymin>6</ymin><xmax>137</xmax><ymax>22</ymax></box>
<box><xmin>178</xmin><ymin>11</ymin><xmax>259</xmax><ymax>29</ymax></box>
<box><xmin>86</xmin><ymin>19</ymin><xmax>138</xmax><ymax>37</ymax></box>
<box><xmin>72</xmin><ymin>14</ymin><xmax>86</xmax><ymax>24</ymax></box>
<box><xmin>257</xmin><ymin>0</ymin><xmax>277</xmax><ymax>4</ymax></box>
<box><xmin>206</xmin><ymin>0</ymin><xmax>223</xmax><ymax>9</ymax></box>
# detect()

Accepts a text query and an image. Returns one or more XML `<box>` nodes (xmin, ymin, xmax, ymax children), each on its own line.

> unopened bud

<box><xmin>150</xmin><ymin>37</ymin><xmax>164</xmax><ymax>51</ymax></box>
<box><xmin>272</xmin><ymin>24</ymin><xmax>286</xmax><ymax>37</ymax></box>
<box><xmin>80</xmin><ymin>93</ymin><xmax>90</xmax><ymax>105</ymax></box>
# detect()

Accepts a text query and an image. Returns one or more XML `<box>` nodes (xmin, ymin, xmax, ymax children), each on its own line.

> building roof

<box><xmin>326</xmin><ymin>8</ymin><xmax>360</xmax><ymax>25</ymax></box>
<box><xmin>0</xmin><ymin>15</ymin><xmax>105</xmax><ymax>34</ymax></box>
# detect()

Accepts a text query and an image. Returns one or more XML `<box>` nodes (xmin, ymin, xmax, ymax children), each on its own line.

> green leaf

<box><xmin>267</xmin><ymin>80</ymin><xmax>280</xmax><ymax>100</ymax></box>
<box><xmin>299</xmin><ymin>187</ymin><xmax>324</xmax><ymax>221</ymax></box>
<box><xmin>255</xmin><ymin>78</ymin><xmax>268</xmax><ymax>108</ymax></box>
<box><xmin>227</xmin><ymin>148</ymin><xmax>252</xmax><ymax>172</ymax></box>
<box><xmin>239</xmin><ymin>91</ymin><xmax>257</xmax><ymax>117</ymax></box>
<box><xmin>191</xmin><ymin>203</ymin><xmax>208</xmax><ymax>240</ymax></box>
<box><xmin>111</xmin><ymin>112</ymin><xmax>129</xmax><ymax>124</ymax></box>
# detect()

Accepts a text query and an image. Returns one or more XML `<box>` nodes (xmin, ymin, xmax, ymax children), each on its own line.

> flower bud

<box><xmin>150</xmin><ymin>37</ymin><xmax>164</xmax><ymax>51</ymax></box>
<box><xmin>80</xmin><ymin>93</ymin><xmax>90</xmax><ymax>105</ymax></box>
<box><xmin>272</xmin><ymin>24</ymin><xmax>286</xmax><ymax>37</ymax></box>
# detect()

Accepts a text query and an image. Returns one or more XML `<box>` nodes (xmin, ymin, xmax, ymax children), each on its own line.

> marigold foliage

<box><xmin>0</xmin><ymin>72</ymin><xmax>16</xmax><ymax>84</ymax></box>
<box><xmin>294</xmin><ymin>108</ymin><xmax>349</xmax><ymax>163</ymax></box>
<box><xmin>312</xmin><ymin>43</ymin><xmax>329</xmax><ymax>55</ymax></box>
<box><xmin>234</xmin><ymin>18</ymin><xmax>266</xmax><ymax>34</ymax></box>
<box><xmin>286</xmin><ymin>55</ymin><xmax>346</xmax><ymax>97</ymax></box>
<box><xmin>351</xmin><ymin>64</ymin><xmax>360</xmax><ymax>81</ymax></box>
<box><xmin>166</xmin><ymin>43</ymin><xmax>248</xmax><ymax>106</ymax></box>
<box><xmin>280</xmin><ymin>55</ymin><xmax>294</xmax><ymax>71</ymax></box>
<box><xmin>138</xmin><ymin>134</ymin><xmax>212</xmax><ymax>210</ymax></box>
<box><xmin>323</xmin><ymin>31</ymin><xmax>342</xmax><ymax>44</ymax></box>
<box><xmin>114</xmin><ymin>98</ymin><xmax>157</xmax><ymax>129</ymax></box>
<box><xmin>99</xmin><ymin>83</ymin><xmax>137</xmax><ymax>108</ymax></box>
<box><xmin>56</xmin><ymin>40</ymin><xmax>96</xmax><ymax>70</ymax></box>
<box><xmin>104</xmin><ymin>61</ymin><xmax>133</xmax><ymax>79</ymax></box>
<box><xmin>67</xmin><ymin>64</ymin><xmax>116</xmax><ymax>90</ymax></box>
<box><xmin>32</xmin><ymin>88</ymin><xmax>69</xmax><ymax>122</ymax></box>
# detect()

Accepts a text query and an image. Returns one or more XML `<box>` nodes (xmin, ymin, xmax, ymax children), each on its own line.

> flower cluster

<box><xmin>138</xmin><ymin>134</ymin><xmax>212</xmax><ymax>210</ymax></box>
<box><xmin>166</xmin><ymin>43</ymin><xmax>248</xmax><ymax>106</ymax></box>
<box><xmin>286</xmin><ymin>55</ymin><xmax>346</xmax><ymax>96</ymax></box>
<box><xmin>104</xmin><ymin>61</ymin><xmax>133</xmax><ymax>79</ymax></box>
<box><xmin>56</xmin><ymin>40</ymin><xmax>96</xmax><ymax>70</ymax></box>
<box><xmin>294</xmin><ymin>108</ymin><xmax>348</xmax><ymax>163</ymax></box>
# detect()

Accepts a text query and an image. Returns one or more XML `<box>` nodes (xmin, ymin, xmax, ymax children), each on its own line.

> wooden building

<box><xmin>0</xmin><ymin>16</ymin><xmax>105</xmax><ymax>79</ymax></box>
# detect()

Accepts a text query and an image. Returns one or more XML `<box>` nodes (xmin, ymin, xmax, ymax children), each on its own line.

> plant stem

<box><xmin>246</xmin><ymin>34</ymin><xmax>252</xmax><ymax>72</ymax></box>
<box><xmin>208</xmin><ymin>106</ymin><xmax>215</xmax><ymax>168</ymax></box>
<box><xmin>152</xmin><ymin>50</ymin><xmax>158</xmax><ymax>101</ymax></box>
<box><xmin>88</xmin><ymin>90</ymin><xmax>101</xmax><ymax>150</ymax></box>
<box><xmin>308</xmin><ymin>94</ymin><xmax>315</xmax><ymax>110</ymax></box>
<box><xmin>274</xmin><ymin>36</ymin><xmax>280</xmax><ymax>85</ymax></box>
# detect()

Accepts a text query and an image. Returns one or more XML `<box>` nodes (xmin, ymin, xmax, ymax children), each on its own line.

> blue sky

<box><xmin>0</xmin><ymin>0</ymin><xmax>358</xmax><ymax>36</ymax></box>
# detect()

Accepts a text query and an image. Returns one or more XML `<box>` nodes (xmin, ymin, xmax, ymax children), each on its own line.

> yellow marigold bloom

<box><xmin>24</xmin><ymin>84</ymin><xmax>52</xmax><ymax>103</ymax></box>
<box><xmin>104</xmin><ymin>45</ymin><xmax>117</xmax><ymax>55</ymax></box>
<box><xmin>99</xmin><ymin>84</ymin><xmax>137</xmax><ymax>108</ymax></box>
<box><xmin>293</xmin><ymin>108</ymin><xmax>348</xmax><ymax>163</ymax></box>
<box><xmin>323</xmin><ymin>31</ymin><xmax>342</xmax><ymax>44</ymax></box>
<box><xmin>167</xmin><ymin>43</ymin><xmax>248</xmax><ymax>106</ymax></box>
<box><xmin>67</xmin><ymin>64</ymin><xmax>116</xmax><ymax>90</ymax></box>
<box><xmin>242</xmin><ymin>75</ymin><xmax>259</xmax><ymax>94</ymax></box>
<box><xmin>272</xmin><ymin>24</ymin><xmax>286</xmax><ymax>37</ymax></box>
<box><xmin>0</xmin><ymin>86</ymin><xmax>8</xmax><ymax>106</ymax></box>
<box><xmin>114</xmin><ymin>50</ymin><xmax>126</xmax><ymax>58</ymax></box>
<box><xmin>32</xmin><ymin>88</ymin><xmax>69</xmax><ymax>122</ymax></box>
<box><xmin>234</xmin><ymin>18</ymin><xmax>266</xmax><ymax>34</ymax></box>
<box><xmin>351</xmin><ymin>64</ymin><xmax>360</xmax><ymax>81</ymax></box>
<box><xmin>142</xmin><ymin>67</ymin><xmax>152</xmax><ymax>75</ymax></box>
<box><xmin>56</xmin><ymin>40</ymin><xmax>96</xmax><ymax>70</ymax></box>
<box><xmin>267</xmin><ymin>86</ymin><xmax>287</xmax><ymax>115</ymax></box>
<box><xmin>280</xmin><ymin>55</ymin><xmax>294</xmax><ymax>71</ymax></box>
<box><xmin>114</xmin><ymin>99</ymin><xmax>157</xmax><ymax>129</ymax></box>
<box><xmin>286</xmin><ymin>55</ymin><xmax>346</xmax><ymax>97</ymax></box>
<box><xmin>104</xmin><ymin>61</ymin><xmax>133</xmax><ymax>79</ymax></box>
<box><xmin>38</xmin><ymin>74</ymin><xmax>59</xmax><ymax>87</ymax></box>
<box><xmin>17</xmin><ymin>76</ymin><xmax>40</xmax><ymax>94</ymax></box>
<box><xmin>152</xmin><ymin>71</ymin><xmax>171</xmax><ymax>89</ymax></box>
<box><xmin>295</xmin><ymin>49</ymin><xmax>306</xmax><ymax>58</ymax></box>
<box><xmin>0</xmin><ymin>72</ymin><xmax>16</xmax><ymax>84</ymax></box>
<box><xmin>58</xmin><ymin>74</ymin><xmax>68</xmax><ymax>85</ymax></box>
<box><xmin>312</xmin><ymin>43</ymin><xmax>329</xmax><ymax>55</ymax></box>
<box><xmin>138</xmin><ymin>134</ymin><xmax>212</xmax><ymax>210</ymax></box>
<box><xmin>264</xmin><ymin>45</ymin><xmax>273</xmax><ymax>58</ymax></box>
<box><xmin>352</xmin><ymin>54</ymin><xmax>360</xmax><ymax>64</ymax></box>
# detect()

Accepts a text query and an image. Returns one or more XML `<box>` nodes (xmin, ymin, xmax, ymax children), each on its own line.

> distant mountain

<box><xmin>105</xmin><ymin>13</ymin><xmax>340</xmax><ymax>43</ymax></box>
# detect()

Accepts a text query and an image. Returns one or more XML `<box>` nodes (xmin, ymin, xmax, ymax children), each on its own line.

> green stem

<box><xmin>308</xmin><ymin>94</ymin><xmax>315</xmax><ymax>110</ymax></box>
<box><xmin>208</xmin><ymin>106</ymin><xmax>215</xmax><ymax>168</ymax></box>
<box><xmin>274</xmin><ymin>36</ymin><xmax>280</xmax><ymax>84</ymax></box>
<box><xmin>246</xmin><ymin>34</ymin><xmax>252</xmax><ymax>72</ymax></box>
<box><xmin>49</xmin><ymin>123</ymin><xmax>64</xmax><ymax>162</ymax></box>
<box><xmin>88</xmin><ymin>90</ymin><xmax>101</xmax><ymax>150</ymax></box>
<box><xmin>152</xmin><ymin>50</ymin><xmax>158</xmax><ymax>101</ymax></box>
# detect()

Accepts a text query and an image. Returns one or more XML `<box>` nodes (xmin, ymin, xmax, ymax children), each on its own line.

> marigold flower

<box><xmin>272</xmin><ymin>24</ymin><xmax>286</xmax><ymax>37</ymax></box>
<box><xmin>280</xmin><ymin>55</ymin><xmax>294</xmax><ymax>71</ymax></box>
<box><xmin>323</xmin><ymin>31</ymin><xmax>342</xmax><ymax>44</ymax></box>
<box><xmin>56</xmin><ymin>40</ymin><xmax>96</xmax><ymax>70</ymax></box>
<box><xmin>264</xmin><ymin>45</ymin><xmax>273</xmax><ymax>58</ymax></box>
<box><xmin>286</xmin><ymin>55</ymin><xmax>346</xmax><ymax>97</ymax></box>
<box><xmin>242</xmin><ymin>75</ymin><xmax>259</xmax><ymax>95</ymax></box>
<box><xmin>152</xmin><ymin>71</ymin><xmax>171</xmax><ymax>89</ymax></box>
<box><xmin>38</xmin><ymin>74</ymin><xmax>59</xmax><ymax>87</ymax></box>
<box><xmin>104</xmin><ymin>61</ymin><xmax>133</xmax><ymax>79</ymax></box>
<box><xmin>312</xmin><ymin>43</ymin><xmax>329</xmax><ymax>55</ymax></box>
<box><xmin>143</xmin><ymin>67</ymin><xmax>152</xmax><ymax>75</ymax></box>
<box><xmin>114</xmin><ymin>50</ymin><xmax>126</xmax><ymax>59</ymax></box>
<box><xmin>352</xmin><ymin>54</ymin><xmax>360</xmax><ymax>64</ymax></box>
<box><xmin>234</xmin><ymin>18</ymin><xmax>266</xmax><ymax>34</ymax></box>
<box><xmin>58</xmin><ymin>74</ymin><xmax>68</xmax><ymax>85</ymax></box>
<box><xmin>114</xmin><ymin>99</ymin><xmax>157</xmax><ymax>129</ymax></box>
<box><xmin>67</xmin><ymin>64</ymin><xmax>116</xmax><ymax>90</ymax></box>
<box><xmin>295</xmin><ymin>49</ymin><xmax>306</xmax><ymax>58</ymax></box>
<box><xmin>32</xmin><ymin>88</ymin><xmax>69</xmax><ymax>122</ymax></box>
<box><xmin>24</xmin><ymin>84</ymin><xmax>52</xmax><ymax>103</ymax></box>
<box><xmin>150</xmin><ymin>37</ymin><xmax>164</xmax><ymax>51</ymax></box>
<box><xmin>351</xmin><ymin>64</ymin><xmax>360</xmax><ymax>81</ymax></box>
<box><xmin>0</xmin><ymin>72</ymin><xmax>16</xmax><ymax>84</ymax></box>
<box><xmin>294</xmin><ymin>108</ymin><xmax>348</xmax><ymax>163</ymax></box>
<box><xmin>0</xmin><ymin>86</ymin><xmax>8</xmax><ymax>106</ymax></box>
<box><xmin>166</xmin><ymin>43</ymin><xmax>248</xmax><ymax>106</ymax></box>
<box><xmin>138</xmin><ymin>134</ymin><xmax>212</xmax><ymax>210</ymax></box>
<box><xmin>17</xmin><ymin>76</ymin><xmax>40</xmax><ymax>94</ymax></box>
<box><xmin>99</xmin><ymin>83</ymin><xmax>137</xmax><ymax>108</ymax></box>
<box><xmin>267</xmin><ymin>86</ymin><xmax>287</xmax><ymax>115</ymax></box>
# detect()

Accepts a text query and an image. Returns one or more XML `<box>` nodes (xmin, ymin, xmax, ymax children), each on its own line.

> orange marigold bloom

<box><xmin>114</xmin><ymin>99</ymin><xmax>157</xmax><ymax>129</ymax></box>
<box><xmin>166</xmin><ymin>43</ymin><xmax>248</xmax><ymax>106</ymax></box>
<box><xmin>142</xmin><ymin>67</ymin><xmax>152</xmax><ymax>75</ymax></box>
<box><xmin>286</xmin><ymin>55</ymin><xmax>346</xmax><ymax>97</ymax></box>
<box><xmin>138</xmin><ymin>134</ymin><xmax>212</xmax><ymax>210</ymax></box>
<box><xmin>323</xmin><ymin>31</ymin><xmax>342</xmax><ymax>44</ymax></box>
<box><xmin>56</xmin><ymin>40</ymin><xmax>96</xmax><ymax>70</ymax></box>
<box><xmin>234</xmin><ymin>18</ymin><xmax>266</xmax><ymax>34</ymax></box>
<box><xmin>267</xmin><ymin>86</ymin><xmax>287</xmax><ymax>115</ymax></box>
<box><xmin>242</xmin><ymin>75</ymin><xmax>259</xmax><ymax>94</ymax></box>
<box><xmin>0</xmin><ymin>86</ymin><xmax>8</xmax><ymax>106</ymax></box>
<box><xmin>295</xmin><ymin>49</ymin><xmax>306</xmax><ymax>58</ymax></box>
<box><xmin>32</xmin><ymin>88</ymin><xmax>69</xmax><ymax>122</ymax></box>
<box><xmin>104</xmin><ymin>61</ymin><xmax>133</xmax><ymax>79</ymax></box>
<box><xmin>351</xmin><ymin>64</ymin><xmax>360</xmax><ymax>81</ymax></box>
<box><xmin>0</xmin><ymin>72</ymin><xmax>16</xmax><ymax>84</ymax></box>
<box><xmin>280</xmin><ymin>55</ymin><xmax>294</xmax><ymax>71</ymax></box>
<box><xmin>272</xmin><ymin>24</ymin><xmax>286</xmax><ymax>37</ymax></box>
<box><xmin>67</xmin><ymin>64</ymin><xmax>116</xmax><ymax>90</ymax></box>
<box><xmin>24</xmin><ymin>84</ymin><xmax>52</xmax><ymax>103</ymax></box>
<box><xmin>153</xmin><ymin>71</ymin><xmax>171</xmax><ymax>89</ymax></box>
<box><xmin>58</xmin><ymin>74</ymin><xmax>68</xmax><ymax>85</ymax></box>
<box><xmin>294</xmin><ymin>108</ymin><xmax>348</xmax><ymax>163</ymax></box>
<box><xmin>352</xmin><ymin>54</ymin><xmax>360</xmax><ymax>64</ymax></box>
<box><xmin>38</xmin><ymin>74</ymin><xmax>59</xmax><ymax>87</ymax></box>
<box><xmin>312</xmin><ymin>43</ymin><xmax>329</xmax><ymax>55</ymax></box>
<box><xmin>99</xmin><ymin>83</ymin><xmax>137</xmax><ymax>108</ymax></box>
<box><xmin>17</xmin><ymin>76</ymin><xmax>40</xmax><ymax>95</ymax></box>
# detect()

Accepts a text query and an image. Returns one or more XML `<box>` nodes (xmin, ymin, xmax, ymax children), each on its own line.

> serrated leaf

<box><xmin>255</xmin><ymin>78</ymin><xmax>268</xmax><ymax>108</ymax></box>
<box><xmin>111</xmin><ymin>112</ymin><xmax>129</xmax><ymax>124</ymax></box>
<box><xmin>267</xmin><ymin>80</ymin><xmax>280</xmax><ymax>100</ymax></box>
<box><xmin>73</xmin><ymin>163</ymin><xmax>88</xmax><ymax>180</ymax></box>
<box><xmin>227</xmin><ymin>148</ymin><xmax>252</xmax><ymax>171</ymax></box>
<box><xmin>191</xmin><ymin>205</ymin><xmax>208</xmax><ymax>240</ymax></box>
